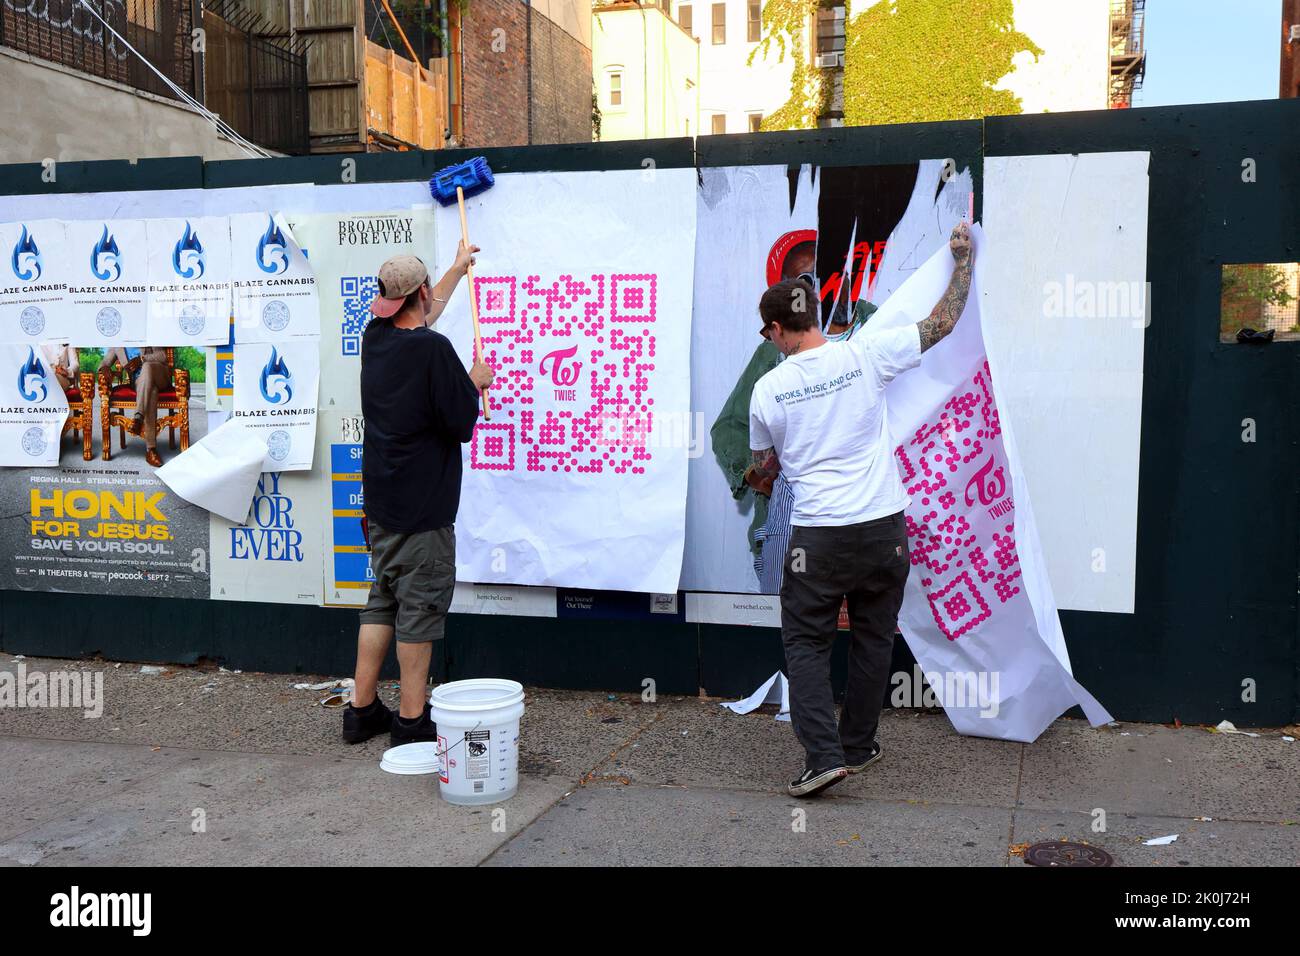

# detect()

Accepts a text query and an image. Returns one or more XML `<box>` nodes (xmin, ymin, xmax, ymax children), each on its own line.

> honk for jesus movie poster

<box><xmin>0</xmin><ymin>346</ymin><xmax>211</xmax><ymax>598</ymax></box>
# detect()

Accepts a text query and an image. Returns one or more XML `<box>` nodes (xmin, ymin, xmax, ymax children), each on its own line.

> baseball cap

<box><xmin>370</xmin><ymin>255</ymin><xmax>430</xmax><ymax>318</ymax></box>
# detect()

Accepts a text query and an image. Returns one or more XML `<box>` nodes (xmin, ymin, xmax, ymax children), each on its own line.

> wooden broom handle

<box><xmin>456</xmin><ymin>185</ymin><xmax>490</xmax><ymax>421</ymax></box>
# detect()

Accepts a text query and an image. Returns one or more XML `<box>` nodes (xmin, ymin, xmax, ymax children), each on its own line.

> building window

<box><xmin>712</xmin><ymin>3</ymin><xmax>726</xmax><ymax>44</ymax></box>
<box><xmin>748</xmin><ymin>112</ymin><xmax>763</xmax><ymax>132</ymax></box>
<box><xmin>816</xmin><ymin>5</ymin><xmax>846</xmax><ymax>56</ymax></box>
<box><xmin>747</xmin><ymin>0</ymin><xmax>761</xmax><ymax>42</ymax></box>
<box><xmin>679</xmin><ymin>4</ymin><xmax>693</xmax><ymax>34</ymax></box>
<box><xmin>609</xmin><ymin>72</ymin><xmax>622</xmax><ymax>108</ymax></box>
<box><xmin>712</xmin><ymin>113</ymin><xmax>726</xmax><ymax>134</ymax></box>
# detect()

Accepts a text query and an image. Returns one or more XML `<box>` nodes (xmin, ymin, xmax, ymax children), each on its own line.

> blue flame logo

<box><xmin>90</xmin><ymin>224</ymin><xmax>122</xmax><ymax>281</ymax></box>
<box><xmin>256</xmin><ymin>215</ymin><xmax>289</xmax><ymax>275</ymax></box>
<box><xmin>172</xmin><ymin>221</ymin><xmax>205</xmax><ymax>279</ymax></box>
<box><xmin>11</xmin><ymin>225</ymin><xmax>42</xmax><ymax>281</ymax></box>
<box><xmin>17</xmin><ymin>347</ymin><xmax>47</xmax><ymax>403</ymax></box>
<box><xmin>259</xmin><ymin>347</ymin><xmax>293</xmax><ymax>405</ymax></box>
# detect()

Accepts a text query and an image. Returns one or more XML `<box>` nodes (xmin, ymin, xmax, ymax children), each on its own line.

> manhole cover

<box><xmin>1023</xmin><ymin>841</ymin><xmax>1114</xmax><ymax>867</ymax></box>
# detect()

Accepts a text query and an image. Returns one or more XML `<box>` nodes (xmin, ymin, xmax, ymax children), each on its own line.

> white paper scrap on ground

<box><xmin>1143</xmin><ymin>834</ymin><xmax>1179</xmax><ymax>846</ymax></box>
<box><xmin>157</xmin><ymin>420</ymin><xmax>267</xmax><ymax>523</ymax></box>
<box><xmin>868</xmin><ymin>226</ymin><xmax>1113</xmax><ymax>742</ymax></box>
<box><xmin>1213</xmin><ymin>720</ymin><xmax>1260</xmax><ymax>737</ymax></box>
<box><xmin>722</xmin><ymin>671</ymin><xmax>790</xmax><ymax>722</ymax></box>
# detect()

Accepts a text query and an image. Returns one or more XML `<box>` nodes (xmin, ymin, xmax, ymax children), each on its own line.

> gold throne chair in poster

<box><xmin>98</xmin><ymin>348</ymin><xmax>190</xmax><ymax>461</ymax></box>
<box><xmin>61</xmin><ymin>371</ymin><xmax>95</xmax><ymax>462</ymax></box>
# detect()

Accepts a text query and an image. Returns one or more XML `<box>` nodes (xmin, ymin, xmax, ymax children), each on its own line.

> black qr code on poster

<box><xmin>340</xmin><ymin>276</ymin><xmax>378</xmax><ymax>356</ymax></box>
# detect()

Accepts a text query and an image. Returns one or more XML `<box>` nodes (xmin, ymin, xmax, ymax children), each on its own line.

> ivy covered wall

<box><xmin>759</xmin><ymin>0</ymin><xmax>1042</xmax><ymax>130</ymax></box>
<box><xmin>753</xmin><ymin>0</ymin><xmax>826</xmax><ymax>131</ymax></box>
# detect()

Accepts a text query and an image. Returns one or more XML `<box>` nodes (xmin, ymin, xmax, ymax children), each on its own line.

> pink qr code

<box><xmin>895</xmin><ymin>361</ymin><xmax>1023</xmax><ymax>641</ymax></box>
<box><xmin>468</xmin><ymin>272</ymin><xmax>659</xmax><ymax>476</ymax></box>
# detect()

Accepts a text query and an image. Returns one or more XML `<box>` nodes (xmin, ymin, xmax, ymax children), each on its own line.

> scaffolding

<box><xmin>1109</xmin><ymin>0</ymin><xmax>1147</xmax><ymax>109</ymax></box>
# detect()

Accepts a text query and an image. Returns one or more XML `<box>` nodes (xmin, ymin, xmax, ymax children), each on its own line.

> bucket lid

<box><xmin>430</xmin><ymin>678</ymin><xmax>524</xmax><ymax>713</ymax></box>
<box><xmin>379</xmin><ymin>742</ymin><xmax>441</xmax><ymax>775</ymax></box>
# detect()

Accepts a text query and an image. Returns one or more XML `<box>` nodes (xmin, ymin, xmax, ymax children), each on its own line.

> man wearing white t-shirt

<box><xmin>749</xmin><ymin>223</ymin><xmax>972</xmax><ymax>797</ymax></box>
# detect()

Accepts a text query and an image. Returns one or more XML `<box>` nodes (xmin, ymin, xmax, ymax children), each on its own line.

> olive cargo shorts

<box><xmin>359</xmin><ymin>522</ymin><xmax>456</xmax><ymax>643</ymax></box>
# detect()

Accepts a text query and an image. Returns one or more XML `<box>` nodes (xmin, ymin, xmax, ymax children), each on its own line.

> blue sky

<box><xmin>1139</xmin><ymin>0</ymin><xmax>1281</xmax><ymax>106</ymax></box>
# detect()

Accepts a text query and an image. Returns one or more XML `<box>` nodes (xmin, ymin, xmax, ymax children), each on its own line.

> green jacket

<box><xmin>711</xmin><ymin>340</ymin><xmax>781</xmax><ymax>555</ymax></box>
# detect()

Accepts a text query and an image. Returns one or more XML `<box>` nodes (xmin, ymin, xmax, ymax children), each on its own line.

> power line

<box><xmin>75</xmin><ymin>0</ymin><xmax>273</xmax><ymax>159</ymax></box>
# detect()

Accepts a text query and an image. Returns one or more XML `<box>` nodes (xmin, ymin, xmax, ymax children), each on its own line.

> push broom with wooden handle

<box><xmin>429</xmin><ymin>157</ymin><xmax>496</xmax><ymax>421</ymax></box>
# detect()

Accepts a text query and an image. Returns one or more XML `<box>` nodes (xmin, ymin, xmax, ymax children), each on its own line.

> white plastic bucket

<box><xmin>429</xmin><ymin>678</ymin><xmax>525</xmax><ymax>806</ymax></box>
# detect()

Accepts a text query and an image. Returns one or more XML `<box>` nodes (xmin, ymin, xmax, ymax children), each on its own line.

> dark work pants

<box><xmin>780</xmin><ymin>512</ymin><xmax>910</xmax><ymax>770</ymax></box>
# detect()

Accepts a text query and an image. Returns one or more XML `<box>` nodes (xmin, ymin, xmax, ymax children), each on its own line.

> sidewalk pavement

<box><xmin>0</xmin><ymin>654</ymin><xmax>1296</xmax><ymax>866</ymax></box>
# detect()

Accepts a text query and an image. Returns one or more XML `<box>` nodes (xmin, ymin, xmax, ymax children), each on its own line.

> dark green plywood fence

<box><xmin>0</xmin><ymin>102</ymin><xmax>1296</xmax><ymax>724</ymax></box>
<box><xmin>985</xmin><ymin>103</ymin><xmax>1300</xmax><ymax>727</ymax></box>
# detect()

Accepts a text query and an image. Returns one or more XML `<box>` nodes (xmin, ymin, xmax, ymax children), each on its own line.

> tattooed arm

<box><xmin>916</xmin><ymin>223</ymin><xmax>973</xmax><ymax>352</ymax></box>
<box><xmin>745</xmin><ymin>447</ymin><xmax>780</xmax><ymax>497</ymax></box>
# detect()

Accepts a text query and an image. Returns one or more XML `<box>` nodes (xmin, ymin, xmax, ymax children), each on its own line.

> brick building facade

<box><xmin>1283</xmin><ymin>0</ymin><xmax>1299</xmax><ymax>99</ymax></box>
<box><xmin>530</xmin><ymin>6</ymin><xmax>594</xmax><ymax>146</ymax></box>
<box><xmin>453</xmin><ymin>0</ymin><xmax>592</xmax><ymax>147</ymax></box>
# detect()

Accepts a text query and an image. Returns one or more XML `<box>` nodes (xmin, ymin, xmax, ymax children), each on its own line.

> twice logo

<box><xmin>49</xmin><ymin>886</ymin><xmax>151</xmax><ymax>937</ymax></box>
<box><xmin>90</xmin><ymin>224</ymin><xmax>122</xmax><ymax>281</ymax></box>
<box><xmin>17</xmin><ymin>347</ymin><xmax>47</xmax><ymax>402</ymax></box>
<box><xmin>171</xmin><ymin>221</ymin><xmax>205</xmax><ymax>279</ymax></box>
<box><xmin>539</xmin><ymin>345</ymin><xmax>582</xmax><ymax>387</ymax></box>
<box><xmin>11</xmin><ymin>224</ymin><xmax>41</xmax><ymax>281</ymax></box>
<box><xmin>256</xmin><ymin>214</ymin><xmax>289</xmax><ymax>274</ymax></box>
<box><xmin>963</xmin><ymin>455</ymin><xmax>1006</xmax><ymax>508</ymax></box>
<box><xmin>259</xmin><ymin>347</ymin><xmax>293</xmax><ymax>405</ymax></box>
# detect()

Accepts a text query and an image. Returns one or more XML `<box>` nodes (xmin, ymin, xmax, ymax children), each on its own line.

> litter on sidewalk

<box><xmin>1143</xmin><ymin>834</ymin><xmax>1179</xmax><ymax>846</ymax></box>
<box><xmin>294</xmin><ymin>679</ymin><xmax>344</xmax><ymax>691</ymax></box>
<box><xmin>721</xmin><ymin>671</ymin><xmax>790</xmax><ymax>722</ymax></box>
<box><xmin>1211</xmin><ymin>720</ymin><xmax>1260</xmax><ymax>737</ymax></box>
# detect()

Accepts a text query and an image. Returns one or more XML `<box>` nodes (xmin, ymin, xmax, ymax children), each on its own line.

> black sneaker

<box><xmin>788</xmin><ymin>766</ymin><xmax>848</xmax><ymax>798</ymax></box>
<box><xmin>342</xmin><ymin>698</ymin><xmax>393</xmax><ymax>744</ymax></box>
<box><xmin>845</xmin><ymin>740</ymin><xmax>883</xmax><ymax>774</ymax></box>
<box><xmin>390</xmin><ymin>703</ymin><xmax>439</xmax><ymax>747</ymax></box>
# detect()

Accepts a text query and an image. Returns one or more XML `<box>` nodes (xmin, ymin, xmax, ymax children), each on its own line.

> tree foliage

<box><xmin>1220</xmin><ymin>263</ymin><xmax>1298</xmax><ymax>336</ymax></box>
<box><xmin>752</xmin><ymin>0</ymin><xmax>827</xmax><ymax>131</ymax></box>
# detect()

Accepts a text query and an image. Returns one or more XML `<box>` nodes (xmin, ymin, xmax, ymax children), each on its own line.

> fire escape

<box><xmin>1109</xmin><ymin>0</ymin><xmax>1147</xmax><ymax>109</ymax></box>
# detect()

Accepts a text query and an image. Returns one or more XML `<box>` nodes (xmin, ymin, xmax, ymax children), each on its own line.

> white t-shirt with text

<box><xmin>749</xmin><ymin>325</ymin><xmax>922</xmax><ymax>527</ymax></box>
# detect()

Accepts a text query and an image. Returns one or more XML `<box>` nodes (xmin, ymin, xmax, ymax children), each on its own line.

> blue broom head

<box><xmin>429</xmin><ymin>156</ymin><xmax>495</xmax><ymax>205</ymax></box>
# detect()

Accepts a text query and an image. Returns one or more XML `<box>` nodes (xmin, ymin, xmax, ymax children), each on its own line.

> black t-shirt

<box><xmin>360</xmin><ymin>319</ymin><xmax>479</xmax><ymax>533</ymax></box>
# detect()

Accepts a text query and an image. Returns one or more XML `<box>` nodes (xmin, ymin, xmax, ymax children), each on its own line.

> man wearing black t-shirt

<box><xmin>343</xmin><ymin>246</ymin><xmax>494</xmax><ymax>747</ymax></box>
